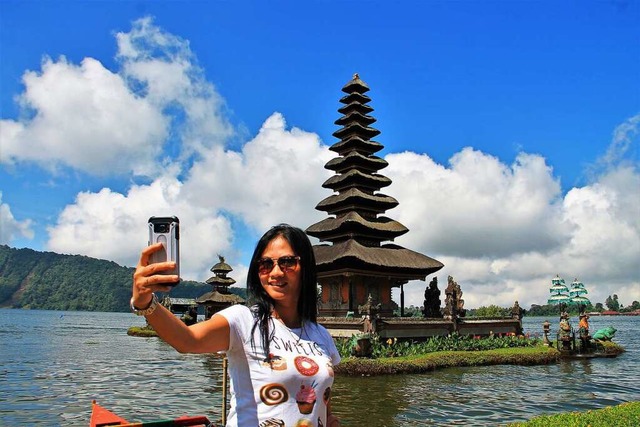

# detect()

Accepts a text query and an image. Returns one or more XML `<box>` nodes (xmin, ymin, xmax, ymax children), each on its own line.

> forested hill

<box><xmin>0</xmin><ymin>245</ymin><xmax>246</xmax><ymax>312</ymax></box>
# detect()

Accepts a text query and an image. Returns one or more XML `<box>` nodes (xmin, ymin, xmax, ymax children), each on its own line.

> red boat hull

<box><xmin>90</xmin><ymin>400</ymin><xmax>213</xmax><ymax>427</ymax></box>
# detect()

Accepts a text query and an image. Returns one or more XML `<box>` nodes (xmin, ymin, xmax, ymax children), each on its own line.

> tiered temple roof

<box><xmin>195</xmin><ymin>255</ymin><xmax>244</xmax><ymax>309</ymax></box>
<box><xmin>307</xmin><ymin>74</ymin><xmax>443</xmax><ymax>280</ymax></box>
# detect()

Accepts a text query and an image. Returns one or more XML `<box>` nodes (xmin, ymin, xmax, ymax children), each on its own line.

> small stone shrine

<box><xmin>307</xmin><ymin>74</ymin><xmax>444</xmax><ymax>317</ymax></box>
<box><xmin>196</xmin><ymin>255</ymin><xmax>245</xmax><ymax>319</ymax></box>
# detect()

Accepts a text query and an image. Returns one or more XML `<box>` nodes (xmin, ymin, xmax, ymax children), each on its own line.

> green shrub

<box><xmin>336</xmin><ymin>332</ymin><xmax>543</xmax><ymax>359</ymax></box>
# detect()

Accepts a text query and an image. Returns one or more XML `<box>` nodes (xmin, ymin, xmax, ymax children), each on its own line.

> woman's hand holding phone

<box><xmin>131</xmin><ymin>243</ymin><xmax>180</xmax><ymax>308</ymax></box>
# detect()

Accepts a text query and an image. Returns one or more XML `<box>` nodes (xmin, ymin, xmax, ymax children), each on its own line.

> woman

<box><xmin>131</xmin><ymin>224</ymin><xmax>340</xmax><ymax>427</ymax></box>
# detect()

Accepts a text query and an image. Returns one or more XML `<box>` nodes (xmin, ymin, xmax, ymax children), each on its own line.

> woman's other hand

<box><xmin>131</xmin><ymin>243</ymin><xmax>180</xmax><ymax>308</ymax></box>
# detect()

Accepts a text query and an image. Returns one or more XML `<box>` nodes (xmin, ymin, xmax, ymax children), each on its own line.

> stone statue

<box><xmin>511</xmin><ymin>301</ymin><xmax>524</xmax><ymax>320</ymax></box>
<box><xmin>443</xmin><ymin>276</ymin><xmax>466</xmax><ymax>319</ymax></box>
<box><xmin>363</xmin><ymin>315</ymin><xmax>373</xmax><ymax>334</ymax></box>
<box><xmin>422</xmin><ymin>277</ymin><xmax>442</xmax><ymax>318</ymax></box>
<box><xmin>511</xmin><ymin>300</ymin><xmax>524</xmax><ymax>335</ymax></box>
<box><xmin>182</xmin><ymin>306</ymin><xmax>198</xmax><ymax>326</ymax></box>
<box><xmin>558</xmin><ymin>312</ymin><xmax>572</xmax><ymax>350</ymax></box>
<box><xmin>578</xmin><ymin>313</ymin><xmax>590</xmax><ymax>352</ymax></box>
<box><xmin>359</xmin><ymin>294</ymin><xmax>381</xmax><ymax>317</ymax></box>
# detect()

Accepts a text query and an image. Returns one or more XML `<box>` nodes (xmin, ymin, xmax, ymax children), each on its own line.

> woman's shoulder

<box><xmin>308</xmin><ymin>321</ymin><xmax>341</xmax><ymax>365</ymax></box>
<box><xmin>308</xmin><ymin>321</ymin><xmax>334</xmax><ymax>341</ymax></box>
<box><xmin>217</xmin><ymin>304</ymin><xmax>254</xmax><ymax>321</ymax></box>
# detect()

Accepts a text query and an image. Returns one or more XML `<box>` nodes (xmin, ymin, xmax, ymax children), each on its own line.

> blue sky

<box><xmin>1</xmin><ymin>1</ymin><xmax>638</xmax><ymax>309</ymax></box>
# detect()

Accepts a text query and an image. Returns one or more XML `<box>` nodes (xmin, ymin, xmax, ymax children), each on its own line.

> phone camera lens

<box><xmin>155</xmin><ymin>223</ymin><xmax>169</xmax><ymax>233</ymax></box>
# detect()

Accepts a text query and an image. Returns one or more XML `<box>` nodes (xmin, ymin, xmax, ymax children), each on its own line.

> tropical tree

<box><xmin>605</xmin><ymin>294</ymin><xmax>620</xmax><ymax>311</ymax></box>
<box><xmin>473</xmin><ymin>305</ymin><xmax>509</xmax><ymax>317</ymax></box>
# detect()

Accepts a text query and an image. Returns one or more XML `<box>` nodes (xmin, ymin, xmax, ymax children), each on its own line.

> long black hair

<box><xmin>247</xmin><ymin>224</ymin><xmax>318</xmax><ymax>358</ymax></box>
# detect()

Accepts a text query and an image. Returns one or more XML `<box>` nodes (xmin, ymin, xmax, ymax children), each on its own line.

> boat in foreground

<box><xmin>90</xmin><ymin>400</ymin><xmax>215</xmax><ymax>427</ymax></box>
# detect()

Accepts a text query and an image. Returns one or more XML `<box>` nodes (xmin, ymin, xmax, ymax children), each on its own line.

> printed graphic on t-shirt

<box><xmin>221</xmin><ymin>305</ymin><xmax>340</xmax><ymax>427</ymax></box>
<box><xmin>252</xmin><ymin>323</ymin><xmax>335</xmax><ymax>426</ymax></box>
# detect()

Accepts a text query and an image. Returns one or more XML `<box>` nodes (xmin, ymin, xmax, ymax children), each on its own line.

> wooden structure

<box><xmin>162</xmin><ymin>297</ymin><xmax>198</xmax><ymax>315</ymax></box>
<box><xmin>196</xmin><ymin>255</ymin><xmax>244</xmax><ymax>319</ymax></box>
<box><xmin>307</xmin><ymin>74</ymin><xmax>443</xmax><ymax>317</ymax></box>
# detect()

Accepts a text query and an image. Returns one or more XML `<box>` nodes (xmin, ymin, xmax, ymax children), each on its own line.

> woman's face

<box><xmin>259</xmin><ymin>235</ymin><xmax>302</xmax><ymax>308</ymax></box>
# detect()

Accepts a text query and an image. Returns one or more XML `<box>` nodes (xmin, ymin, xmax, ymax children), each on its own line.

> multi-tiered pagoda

<box><xmin>307</xmin><ymin>74</ymin><xmax>443</xmax><ymax>317</ymax></box>
<box><xmin>196</xmin><ymin>255</ymin><xmax>244</xmax><ymax>319</ymax></box>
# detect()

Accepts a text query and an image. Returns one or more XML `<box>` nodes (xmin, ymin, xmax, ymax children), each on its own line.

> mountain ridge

<box><xmin>0</xmin><ymin>245</ymin><xmax>246</xmax><ymax>312</ymax></box>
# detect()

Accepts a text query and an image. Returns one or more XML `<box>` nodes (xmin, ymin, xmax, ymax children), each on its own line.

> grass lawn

<box><xmin>507</xmin><ymin>401</ymin><xmax>640</xmax><ymax>427</ymax></box>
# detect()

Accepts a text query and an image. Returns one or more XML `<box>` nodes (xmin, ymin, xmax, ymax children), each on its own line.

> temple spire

<box><xmin>306</xmin><ymin>74</ymin><xmax>443</xmax><ymax>317</ymax></box>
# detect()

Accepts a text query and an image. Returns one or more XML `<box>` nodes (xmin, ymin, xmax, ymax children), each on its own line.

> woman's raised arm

<box><xmin>131</xmin><ymin>243</ymin><xmax>230</xmax><ymax>354</ymax></box>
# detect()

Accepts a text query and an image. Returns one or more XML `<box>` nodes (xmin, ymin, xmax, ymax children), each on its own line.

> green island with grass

<box><xmin>334</xmin><ymin>346</ymin><xmax>560</xmax><ymax>376</ymax></box>
<box><xmin>127</xmin><ymin>325</ymin><xmax>158</xmax><ymax>337</ymax></box>
<box><xmin>506</xmin><ymin>401</ymin><xmax>640</xmax><ymax>427</ymax></box>
<box><xmin>333</xmin><ymin>332</ymin><xmax>624</xmax><ymax>376</ymax></box>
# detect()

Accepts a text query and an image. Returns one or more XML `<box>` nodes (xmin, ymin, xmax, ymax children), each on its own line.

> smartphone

<box><xmin>148</xmin><ymin>216</ymin><xmax>180</xmax><ymax>283</ymax></box>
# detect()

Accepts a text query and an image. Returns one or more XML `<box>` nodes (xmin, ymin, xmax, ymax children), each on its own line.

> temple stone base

<box><xmin>319</xmin><ymin>317</ymin><xmax>522</xmax><ymax>340</ymax></box>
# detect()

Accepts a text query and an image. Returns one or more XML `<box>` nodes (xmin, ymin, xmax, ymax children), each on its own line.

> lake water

<box><xmin>1</xmin><ymin>309</ymin><xmax>638</xmax><ymax>426</ymax></box>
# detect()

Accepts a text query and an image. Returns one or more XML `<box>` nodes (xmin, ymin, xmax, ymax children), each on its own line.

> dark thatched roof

<box><xmin>322</xmin><ymin>169</ymin><xmax>391</xmax><ymax>191</ymax></box>
<box><xmin>335</xmin><ymin>111</ymin><xmax>376</xmax><ymax>127</ymax></box>
<box><xmin>329</xmin><ymin>136</ymin><xmax>383</xmax><ymax>155</ymax></box>
<box><xmin>315</xmin><ymin>188</ymin><xmax>398</xmax><ymax>214</ymax></box>
<box><xmin>333</xmin><ymin>122</ymin><xmax>380</xmax><ymax>140</ymax></box>
<box><xmin>206</xmin><ymin>276</ymin><xmax>236</xmax><ymax>286</ymax></box>
<box><xmin>195</xmin><ymin>291</ymin><xmax>245</xmax><ymax>305</ymax></box>
<box><xmin>339</xmin><ymin>92</ymin><xmax>371</xmax><ymax>105</ymax></box>
<box><xmin>307</xmin><ymin>211</ymin><xmax>407</xmax><ymax>241</ymax></box>
<box><xmin>341</xmin><ymin>73</ymin><xmax>370</xmax><ymax>94</ymax></box>
<box><xmin>313</xmin><ymin>239</ymin><xmax>443</xmax><ymax>280</ymax></box>
<box><xmin>325</xmin><ymin>151</ymin><xmax>388</xmax><ymax>172</ymax></box>
<box><xmin>338</xmin><ymin>102</ymin><xmax>374</xmax><ymax>116</ymax></box>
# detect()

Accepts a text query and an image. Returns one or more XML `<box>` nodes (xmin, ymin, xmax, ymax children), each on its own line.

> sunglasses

<box><xmin>256</xmin><ymin>256</ymin><xmax>301</xmax><ymax>274</ymax></box>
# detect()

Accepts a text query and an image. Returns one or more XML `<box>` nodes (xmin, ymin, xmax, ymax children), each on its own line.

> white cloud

<box><xmin>44</xmin><ymin>112</ymin><xmax>333</xmax><ymax>282</ymax></box>
<box><xmin>597</xmin><ymin>114</ymin><xmax>639</xmax><ymax>171</ymax></box>
<box><xmin>0</xmin><ymin>16</ymin><xmax>232</xmax><ymax>178</ymax></box>
<box><xmin>384</xmin><ymin>119</ymin><xmax>640</xmax><ymax>310</ymax></box>
<box><xmin>0</xmin><ymin>192</ymin><xmax>34</xmax><ymax>244</ymax></box>
<box><xmin>46</xmin><ymin>174</ymin><xmax>235</xmax><ymax>281</ymax></box>
<box><xmin>116</xmin><ymin>16</ymin><xmax>233</xmax><ymax>161</ymax></box>
<box><xmin>386</xmin><ymin>148</ymin><xmax>570</xmax><ymax>258</ymax></box>
<box><xmin>0</xmin><ymin>56</ymin><xmax>167</xmax><ymax>176</ymax></box>
<box><xmin>183</xmin><ymin>112</ymin><xmax>333</xmax><ymax>233</ymax></box>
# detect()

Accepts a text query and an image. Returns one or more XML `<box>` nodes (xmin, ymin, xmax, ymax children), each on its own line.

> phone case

<box><xmin>148</xmin><ymin>216</ymin><xmax>180</xmax><ymax>279</ymax></box>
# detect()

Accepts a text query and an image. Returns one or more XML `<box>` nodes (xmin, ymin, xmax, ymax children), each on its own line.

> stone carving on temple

<box><xmin>443</xmin><ymin>275</ymin><xmax>466</xmax><ymax>320</ymax></box>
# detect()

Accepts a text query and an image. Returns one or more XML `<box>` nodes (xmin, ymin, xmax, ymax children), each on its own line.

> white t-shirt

<box><xmin>218</xmin><ymin>304</ymin><xmax>341</xmax><ymax>427</ymax></box>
